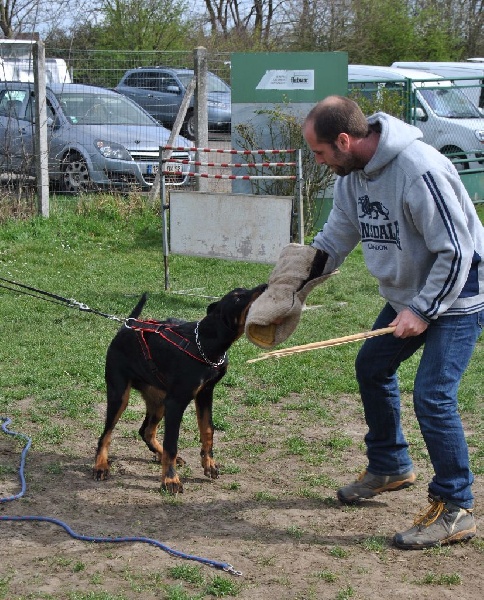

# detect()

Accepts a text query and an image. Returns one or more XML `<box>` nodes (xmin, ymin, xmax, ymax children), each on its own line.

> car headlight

<box><xmin>475</xmin><ymin>130</ymin><xmax>484</xmax><ymax>143</ymax></box>
<box><xmin>208</xmin><ymin>100</ymin><xmax>230</xmax><ymax>110</ymax></box>
<box><xmin>95</xmin><ymin>139</ymin><xmax>132</xmax><ymax>161</ymax></box>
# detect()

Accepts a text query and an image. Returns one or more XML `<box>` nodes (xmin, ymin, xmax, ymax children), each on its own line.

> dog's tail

<box><xmin>128</xmin><ymin>293</ymin><xmax>148</xmax><ymax>319</ymax></box>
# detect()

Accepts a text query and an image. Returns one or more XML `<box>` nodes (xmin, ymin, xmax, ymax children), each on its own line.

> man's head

<box><xmin>303</xmin><ymin>95</ymin><xmax>372</xmax><ymax>176</ymax></box>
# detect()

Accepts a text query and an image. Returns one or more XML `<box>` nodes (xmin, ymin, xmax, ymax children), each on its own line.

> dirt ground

<box><xmin>1</xmin><ymin>391</ymin><xmax>482</xmax><ymax>600</ymax></box>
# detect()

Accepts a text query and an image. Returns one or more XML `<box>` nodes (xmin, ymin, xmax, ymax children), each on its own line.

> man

<box><xmin>303</xmin><ymin>95</ymin><xmax>484</xmax><ymax>549</ymax></box>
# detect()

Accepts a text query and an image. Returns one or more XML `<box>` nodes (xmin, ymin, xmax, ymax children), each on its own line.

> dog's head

<box><xmin>206</xmin><ymin>284</ymin><xmax>268</xmax><ymax>338</ymax></box>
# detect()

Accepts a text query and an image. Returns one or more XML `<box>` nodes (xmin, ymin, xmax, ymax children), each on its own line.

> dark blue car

<box><xmin>115</xmin><ymin>67</ymin><xmax>231</xmax><ymax>140</ymax></box>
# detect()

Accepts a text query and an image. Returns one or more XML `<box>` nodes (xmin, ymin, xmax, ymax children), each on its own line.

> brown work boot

<box><xmin>393</xmin><ymin>495</ymin><xmax>476</xmax><ymax>549</ymax></box>
<box><xmin>337</xmin><ymin>469</ymin><xmax>416</xmax><ymax>504</ymax></box>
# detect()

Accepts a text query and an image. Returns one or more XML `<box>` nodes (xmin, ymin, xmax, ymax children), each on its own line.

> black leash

<box><xmin>0</xmin><ymin>276</ymin><xmax>123</xmax><ymax>322</ymax></box>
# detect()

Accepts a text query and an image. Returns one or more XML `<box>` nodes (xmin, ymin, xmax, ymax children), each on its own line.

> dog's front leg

<box><xmin>195</xmin><ymin>384</ymin><xmax>219</xmax><ymax>480</ymax></box>
<box><xmin>161</xmin><ymin>398</ymin><xmax>187</xmax><ymax>494</ymax></box>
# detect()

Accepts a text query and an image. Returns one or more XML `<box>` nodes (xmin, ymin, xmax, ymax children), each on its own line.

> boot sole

<box><xmin>337</xmin><ymin>476</ymin><xmax>416</xmax><ymax>505</ymax></box>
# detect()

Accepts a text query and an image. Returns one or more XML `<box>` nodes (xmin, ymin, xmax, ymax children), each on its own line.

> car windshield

<box><xmin>55</xmin><ymin>91</ymin><xmax>158</xmax><ymax>125</ymax></box>
<box><xmin>176</xmin><ymin>71</ymin><xmax>230</xmax><ymax>94</ymax></box>
<box><xmin>419</xmin><ymin>87</ymin><xmax>481</xmax><ymax>118</ymax></box>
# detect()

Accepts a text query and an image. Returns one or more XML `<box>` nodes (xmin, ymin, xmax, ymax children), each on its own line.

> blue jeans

<box><xmin>355</xmin><ymin>303</ymin><xmax>483</xmax><ymax>509</ymax></box>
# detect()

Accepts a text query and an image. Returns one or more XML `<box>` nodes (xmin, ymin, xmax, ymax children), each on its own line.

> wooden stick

<box><xmin>247</xmin><ymin>326</ymin><xmax>396</xmax><ymax>363</ymax></box>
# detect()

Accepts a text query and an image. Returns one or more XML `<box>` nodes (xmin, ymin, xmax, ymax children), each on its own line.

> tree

<box><xmin>0</xmin><ymin>1</ymin><xmax>95</xmax><ymax>39</ymax></box>
<box><xmin>347</xmin><ymin>0</ymin><xmax>418</xmax><ymax>64</ymax></box>
<box><xmin>282</xmin><ymin>0</ymin><xmax>475</xmax><ymax>63</ymax></box>
<box><xmin>465</xmin><ymin>0</ymin><xmax>484</xmax><ymax>57</ymax></box>
<box><xmin>435</xmin><ymin>0</ymin><xmax>484</xmax><ymax>58</ymax></box>
<box><xmin>0</xmin><ymin>0</ymin><xmax>40</xmax><ymax>37</ymax></box>
<box><xmin>201</xmin><ymin>0</ymin><xmax>284</xmax><ymax>47</ymax></box>
<box><xmin>45</xmin><ymin>22</ymin><xmax>100</xmax><ymax>51</ymax></box>
<box><xmin>98</xmin><ymin>0</ymin><xmax>191</xmax><ymax>50</ymax></box>
<box><xmin>285</xmin><ymin>0</ymin><xmax>352</xmax><ymax>52</ymax></box>
<box><xmin>409</xmin><ymin>2</ymin><xmax>460</xmax><ymax>60</ymax></box>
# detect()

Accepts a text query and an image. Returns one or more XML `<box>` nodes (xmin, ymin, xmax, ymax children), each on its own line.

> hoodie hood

<box><xmin>364</xmin><ymin>112</ymin><xmax>423</xmax><ymax>176</ymax></box>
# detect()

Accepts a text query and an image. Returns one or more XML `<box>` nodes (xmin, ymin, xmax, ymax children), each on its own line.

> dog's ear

<box><xmin>206</xmin><ymin>300</ymin><xmax>218</xmax><ymax>315</ymax></box>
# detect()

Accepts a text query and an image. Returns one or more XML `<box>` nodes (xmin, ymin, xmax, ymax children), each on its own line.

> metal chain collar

<box><xmin>194</xmin><ymin>321</ymin><xmax>227</xmax><ymax>367</ymax></box>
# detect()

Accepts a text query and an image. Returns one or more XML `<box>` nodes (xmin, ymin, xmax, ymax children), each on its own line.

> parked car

<box><xmin>115</xmin><ymin>67</ymin><xmax>231</xmax><ymax>139</ymax></box>
<box><xmin>391</xmin><ymin>61</ymin><xmax>484</xmax><ymax>110</ymax></box>
<box><xmin>348</xmin><ymin>65</ymin><xmax>484</xmax><ymax>170</ymax></box>
<box><xmin>0</xmin><ymin>39</ymin><xmax>72</xmax><ymax>84</ymax></box>
<box><xmin>0</xmin><ymin>81</ymin><xmax>191</xmax><ymax>193</ymax></box>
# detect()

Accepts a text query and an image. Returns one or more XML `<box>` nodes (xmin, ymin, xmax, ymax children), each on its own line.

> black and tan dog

<box><xmin>93</xmin><ymin>284</ymin><xmax>267</xmax><ymax>493</ymax></box>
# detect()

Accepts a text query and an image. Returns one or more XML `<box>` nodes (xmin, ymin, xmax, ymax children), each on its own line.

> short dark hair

<box><xmin>304</xmin><ymin>95</ymin><xmax>369</xmax><ymax>143</ymax></box>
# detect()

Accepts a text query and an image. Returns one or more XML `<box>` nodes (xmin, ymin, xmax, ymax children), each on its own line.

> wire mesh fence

<box><xmin>0</xmin><ymin>47</ymin><xmax>483</xmax><ymax>214</ymax></box>
<box><xmin>0</xmin><ymin>48</ymin><xmax>233</xmax><ymax>210</ymax></box>
<box><xmin>349</xmin><ymin>76</ymin><xmax>484</xmax><ymax>172</ymax></box>
<box><xmin>48</xmin><ymin>48</ymin><xmax>231</xmax><ymax>95</ymax></box>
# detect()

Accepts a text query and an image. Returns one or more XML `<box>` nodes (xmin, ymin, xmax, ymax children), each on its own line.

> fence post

<box><xmin>33</xmin><ymin>40</ymin><xmax>49</xmax><ymax>217</ymax></box>
<box><xmin>148</xmin><ymin>76</ymin><xmax>195</xmax><ymax>204</ymax></box>
<box><xmin>297</xmin><ymin>149</ymin><xmax>304</xmax><ymax>243</ymax></box>
<box><xmin>194</xmin><ymin>47</ymin><xmax>208</xmax><ymax>192</ymax></box>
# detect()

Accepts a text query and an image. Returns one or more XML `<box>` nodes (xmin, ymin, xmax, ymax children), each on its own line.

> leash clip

<box><xmin>223</xmin><ymin>564</ymin><xmax>243</xmax><ymax>577</ymax></box>
<box><xmin>70</xmin><ymin>299</ymin><xmax>91</xmax><ymax>312</ymax></box>
<box><xmin>124</xmin><ymin>317</ymin><xmax>136</xmax><ymax>329</ymax></box>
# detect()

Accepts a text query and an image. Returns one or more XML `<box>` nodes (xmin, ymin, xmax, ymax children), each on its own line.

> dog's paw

<box><xmin>93</xmin><ymin>466</ymin><xmax>110</xmax><ymax>481</ymax></box>
<box><xmin>203</xmin><ymin>461</ymin><xmax>219</xmax><ymax>480</ymax></box>
<box><xmin>200</xmin><ymin>450</ymin><xmax>218</xmax><ymax>479</ymax></box>
<box><xmin>161</xmin><ymin>476</ymin><xmax>184</xmax><ymax>494</ymax></box>
<box><xmin>93</xmin><ymin>456</ymin><xmax>111</xmax><ymax>480</ymax></box>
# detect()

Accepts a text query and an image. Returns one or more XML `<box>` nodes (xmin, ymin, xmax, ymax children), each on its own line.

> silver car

<box><xmin>0</xmin><ymin>82</ymin><xmax>191</xmax><ymax>193</ymax></box>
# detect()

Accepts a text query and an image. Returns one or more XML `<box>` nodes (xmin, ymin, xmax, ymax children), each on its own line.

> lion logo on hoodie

<box><xmin>358</xmin><ymin>195</ymin><xmax>390</xmax><ymax>220</ymax></box>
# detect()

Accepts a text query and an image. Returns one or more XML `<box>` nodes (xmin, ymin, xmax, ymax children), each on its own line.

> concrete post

<box><xmin>194</xmin><ymin>47</ymin><xmax>208</xmax><ymax>192</ymax></box>
<box><xmin>33</xmin><ymin>40</ymin><xmax>49</xmax><ymax>217</ymax></box>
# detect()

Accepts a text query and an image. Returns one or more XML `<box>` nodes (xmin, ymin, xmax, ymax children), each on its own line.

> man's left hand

<box><xmin>389</xmin><ymin>308</ymin><xmax>428</xmax><ymax>338</ymax></box>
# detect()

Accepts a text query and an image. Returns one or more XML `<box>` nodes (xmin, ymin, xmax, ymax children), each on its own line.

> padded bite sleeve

<box><xmin>245</xmin><ymin>243</ymin><xmax>336</xmax><ymax>349</ymax></box>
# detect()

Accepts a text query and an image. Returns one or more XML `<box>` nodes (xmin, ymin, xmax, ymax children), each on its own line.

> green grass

<box><xmin>1</xmin><ymin>195</ymin><xmax>482</xmax><ymax>459</ymax></box>
<box><xmin>1</xmin><ymin>195</ymin><xmax>483</xmax><ymax>599</ymax></box>
<box><xmin>415</xmin><ymin>572</ymin><xmax>462</xmax><ymax>586</ymax></box>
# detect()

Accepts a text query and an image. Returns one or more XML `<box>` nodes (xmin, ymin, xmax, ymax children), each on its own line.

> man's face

<box><xmin>303</xmin><ymin>122</ymin><xmax>363</xmax><ymax>176</ymax></box>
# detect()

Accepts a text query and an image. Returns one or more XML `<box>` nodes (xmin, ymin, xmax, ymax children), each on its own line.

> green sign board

<box><xmin>231</xmin><ymin>52</ymin><xmax>348</xmax><ymax>104</ymax></box>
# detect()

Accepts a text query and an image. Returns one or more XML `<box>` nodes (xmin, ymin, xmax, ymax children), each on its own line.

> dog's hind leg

<box><xmin>93</xmin><ymin>382</ymin><xmax>131</xmax><ymax>480</ymax></box>
<box><xmin>139</xmin><ymin>385</ymin><xmax>166</xmax><ymax>463</ymax></box>
<box><xmin>194</xmin><ymin>383</ymin><xmax>219</xmax><ymax>480</ymax></box>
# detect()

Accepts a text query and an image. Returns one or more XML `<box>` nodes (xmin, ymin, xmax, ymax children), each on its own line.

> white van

<box><xmin>391</xmin><ymin>61</ymin><xmax>484</xmax><ymax>109</ymax></box>
<box><xmin>0</xmin><ymin>57</ymin><xmax>72</xmax><ymax>84</ymax></box>
<box><xmin>0</xmin><ymin>40</ymin><xmax>71</xmax><ymax>84</ymax></box>
<box><xmin>348</xmin><ymin>65</ymin><xmax>484</xmax><ymax>170</ymax></box>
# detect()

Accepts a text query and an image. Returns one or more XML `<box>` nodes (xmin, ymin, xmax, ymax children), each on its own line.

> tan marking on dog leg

<box><xmin>94</xmin><ymin>385</ymin><xmax>131</xmax><ymax>479</ymax></box>
<box><xmin>140</xmin><ymin>386</ymin><xmax>166</xmax><ymax>461</ymax></box>
<box><xmin>161</xmin><ymin>452</ymin><xmax>183</xmax><ymax>494</ymax></box>
<box><xmin>196</xmin><ymin>404</ymin><xmax>218</xmax><ymax>479</ymax></box>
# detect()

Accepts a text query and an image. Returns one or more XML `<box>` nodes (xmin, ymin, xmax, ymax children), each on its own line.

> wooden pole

<box><xmin>247</xmin><ymin>327</ymin><xmax>396</xmax><ymax>363</ymax></box>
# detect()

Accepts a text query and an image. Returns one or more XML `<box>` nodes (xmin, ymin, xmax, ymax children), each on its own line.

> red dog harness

<box><xmin>124</xmin><ymin>318</ymin><xmax>226</xmax><ymax>369</ymax></box>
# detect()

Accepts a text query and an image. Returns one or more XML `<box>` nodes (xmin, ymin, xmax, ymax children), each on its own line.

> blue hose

<box><xmin>0</xmin><ymin>416</ymin><xmax>241</xmax><ymax>576</ymax></box>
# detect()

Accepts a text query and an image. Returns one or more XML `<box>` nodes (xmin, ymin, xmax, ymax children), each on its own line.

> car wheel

<box><xmin>60</xmin><ymin>152</ymin><xmax>93</xmax><ymax>193</ymax></box>
<box><xmin>182</xmin><ymin>111</ymin><xmax>196</xmax><ymax>141</ymax></box>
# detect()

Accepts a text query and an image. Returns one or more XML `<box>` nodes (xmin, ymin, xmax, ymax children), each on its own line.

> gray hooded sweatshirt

<box><xmin>312</xmin><ymin>112</ymin><xmax>484</xmax><ymax>322</ymax></box>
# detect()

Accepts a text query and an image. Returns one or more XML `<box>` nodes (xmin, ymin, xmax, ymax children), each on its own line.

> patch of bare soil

<box><xmin>1</xmin><ymin>395</ymin><xmax>482</xmax><ymax>600</ymax></box>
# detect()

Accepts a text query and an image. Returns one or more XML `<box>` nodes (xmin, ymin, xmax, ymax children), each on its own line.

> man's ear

<box><xmin>336</xmin><ymin>132</ymin><xmax>351</xmax><ymax>151</ymax></box>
